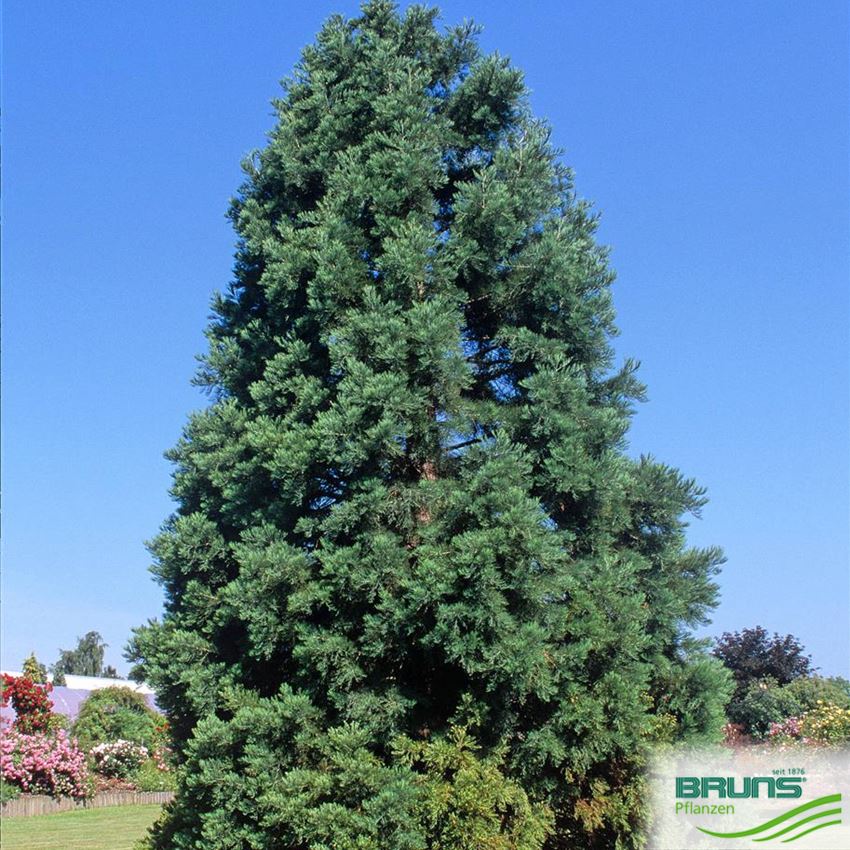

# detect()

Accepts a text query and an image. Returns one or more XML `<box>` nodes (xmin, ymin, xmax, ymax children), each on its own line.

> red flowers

<box><xmin>1</xmin><ymin>674</ymin><xmax>55</xmax><ymax>734</ymax></box>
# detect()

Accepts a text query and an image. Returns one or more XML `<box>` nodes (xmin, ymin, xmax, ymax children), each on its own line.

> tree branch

<box><xmin>446</xmin><ymin>437</ymin><xmax>482</xmax><ymax>452</ymax></box>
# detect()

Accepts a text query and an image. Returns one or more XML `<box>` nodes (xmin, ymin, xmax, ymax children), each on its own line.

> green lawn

<box><xmin>0</xmin><ymin>804</ymin><xmax>161</xmax><ymax>850</ymax></box>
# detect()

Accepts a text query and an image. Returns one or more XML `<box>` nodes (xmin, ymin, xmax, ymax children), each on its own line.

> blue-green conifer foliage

<box><xmin>129</xmin><ymin>3</ymin><xmax>731</xmax><ymax>847</ymax></box>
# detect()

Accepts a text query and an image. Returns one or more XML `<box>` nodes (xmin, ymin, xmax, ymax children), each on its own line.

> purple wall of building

<box><xmin>1</xmin><ymin>686</ymin><xmax>160</xmax><ymax>724</ymax></box>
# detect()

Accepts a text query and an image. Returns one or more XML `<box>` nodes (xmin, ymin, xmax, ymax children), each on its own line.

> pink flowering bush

<box><xmin>0</xmin><ymin>720</ymin><xmax>90</xmax><ymax>798</ymax></box>
<box><xmin>152</xmin><ymin>744</ymin><xmax>172</xmax><ymax>773</ymax></box>
<box><xmin>768</xmin><ymin>715</ymin><xmax>806</xmax><ymax>745</ymax></box>
<box><xmin>90</xmin><ymin>739</ymin><xmax>148</xmax><ymax>778</ymax></box>
<box><xmin>768</xmin><ymin>703</ymin><xmax>850</xmax><ymax>748</ymax></box>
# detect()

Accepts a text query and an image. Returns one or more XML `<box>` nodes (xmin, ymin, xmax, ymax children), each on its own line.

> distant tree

<box><xmin>713</xmin><ymin>627</ymin><xmax>814</xmax><ymax>695</ymax></box>
<box><xmin>52</xmin><ymin>631</ymin><xmax>110</xmax><ymax>679</ymax></box>
<box><xmin>714</xmin><ymin>627</ymin><xmax>821</xmax><ymax>737</ymax></box>
<box><xmin>21</xmin><ymin>652</ymin><xmax>48</xmax><ymax>684</ymax></box>
<box><xmin>102</xmin><ymin>665</ymin><xmax>121</xmax><ymax>679</ymax></box>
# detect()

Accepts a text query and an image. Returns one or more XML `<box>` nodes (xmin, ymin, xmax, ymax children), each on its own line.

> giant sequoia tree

<box><xmin>129</xmin><ymin>3</ymin><xmax>731</xmax><ymax>848</ymax></box>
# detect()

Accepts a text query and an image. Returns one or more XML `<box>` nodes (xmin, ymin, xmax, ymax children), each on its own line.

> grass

<box><xmin>0</xmin><ymin>804</ymin><xmax>162</xmax><ymax>850</ymax></box>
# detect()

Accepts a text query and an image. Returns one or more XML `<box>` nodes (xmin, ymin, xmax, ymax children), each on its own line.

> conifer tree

<box><xmin>22</xmin><ymin>652</ymin><xmax>48</xmax><ymax>684</ymax></box>
<box><xmin>129</xmin><ymin>3</ymin><xmax>731</xmax><ymax>847</ymax></box>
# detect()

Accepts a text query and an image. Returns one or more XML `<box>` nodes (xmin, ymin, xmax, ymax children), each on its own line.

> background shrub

<box><xmin>1</xmin><ymin>778</ymin><xmax>22</xmax><ymax>804</ymax></box>
<box><xmin>727</xmin><ymin>676</ymin><xmax>850</xmax><ymax>739</ymax></box>
<box><xmin>73</xmin><ymin>687</ymin><xmax>161</xmax><ymax>751</ymax></box>
<box><xmin>727</xmin><ymin>677</ymin><xmax>797</xmax><ymax>737</ymax></box>
<box><xmin>800</xmin><ymin>703</ymin><xmax>850</xmax><ymax>745</ymax></box>
<box><xmin>133</xmin><ymin>759</ymin><xmax>177</xmax><ymax>792</ymax></box>
<box><xmin>783</xmin><ymin>677</ymin><xmax>850</xmax><ymax>712</ymax></box>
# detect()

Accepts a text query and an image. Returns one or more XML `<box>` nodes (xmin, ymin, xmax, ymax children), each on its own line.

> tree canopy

<box><xmin>712</xmin><ymin>626</ymin><xmax>831</xmax><ymax>738</ymax></box>
<box><xmin>128</xmin><ymin>3</ymin><xmax>730</xmax><ymax>847</ymax></box>
<box><xmin>713</xmin><ymin>626</ymin><xmax>814</xmax><ymax>694</ymax></box>
<box><xmin>52</xmin><ymin>631</ymin><xmax>120</xmax><ymax>680</ymax></box>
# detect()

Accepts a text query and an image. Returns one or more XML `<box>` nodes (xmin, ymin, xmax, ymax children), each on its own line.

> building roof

<box><xmin>1</xmin><ymin>671</ymin><xmax>153</xmax><ymax>694</ymax></box>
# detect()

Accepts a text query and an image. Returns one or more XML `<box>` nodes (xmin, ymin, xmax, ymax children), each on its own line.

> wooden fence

<box><xmin>1</xmin><ymin>790</ymin><xmax>175</xmax><ymax>818</ymax></box>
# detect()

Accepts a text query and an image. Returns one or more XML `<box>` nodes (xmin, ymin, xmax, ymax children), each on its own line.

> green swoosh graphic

<box><xmin>753</xmin><ymin>808</ymin><xmax>841</xmax><ymax>842</ymax></box>
<box><xmin>782</xmin><ymin>819</ymin><xmax>842</xmax><ymax>843</ymax></box>
<box><xmin>696</xmin><ymin>794</ymin><xmax>841</xmax><ymax>839</ymax></box>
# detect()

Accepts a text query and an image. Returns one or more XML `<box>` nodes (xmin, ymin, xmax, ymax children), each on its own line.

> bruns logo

<box><xmin>652</xmin><ymin>753</ymin><xmax>846</xmax><ymax>847</ymax></box>
<box><xmin>676</xmin><ymin>776</ymin><xmax>804</xmax><ymax>799</ymax></box>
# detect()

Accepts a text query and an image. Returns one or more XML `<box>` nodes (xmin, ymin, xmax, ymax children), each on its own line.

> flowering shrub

<box><xmin>767</xmin><ymin>703</ymin><xmax>850</xmax><ymax>747</ymax></box>
<box><xmin>1</xmin><ymin>674</ymin><xmax>55</xmax><ymax>734</ymax></box>
<box><xmin>151</xmin><ymin>745</ymin><xmax>172</xmax><ymax>773</ymax></box>
<box><xmin>722</xmin><ymin>723</ymin><xmax>752</xmax><ymax>748</ymax></box>
<box><xmin>0</xmin><ymin>721</ymin><xmax>90</xmax><ymax>798</ymax></box>
<box><xmin>800</xmin><ymin>702</ymin><xmax>850</xmax><ymax>745</ymax></box>
<box><xmin>767</xmin><ymin>715</ymin><xmax>808</xmax><ymax>747</ymax></box>
<box><xmin>91</xmin><ymin>739</ymin><xmax>149</xmax><ymax>778</ymax></box>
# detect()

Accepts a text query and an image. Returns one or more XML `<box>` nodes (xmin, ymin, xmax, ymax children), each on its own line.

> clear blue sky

<box><xmin>3</xmin><ymin>1</ymin><xmax>848</xmax><ymax>677</ymax></box>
